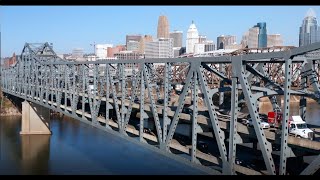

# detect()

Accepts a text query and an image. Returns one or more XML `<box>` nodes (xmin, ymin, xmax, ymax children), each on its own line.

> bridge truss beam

<box><xmin>2</xmin><ymin>42</ymin><xmax>320</xmax><ymax>175</ymax></box>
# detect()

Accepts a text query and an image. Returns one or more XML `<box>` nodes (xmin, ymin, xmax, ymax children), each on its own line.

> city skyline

<box><xmin>2</xmin><ymin>6</ymin><xmax>320</xmax><ymax>57</ymax></box>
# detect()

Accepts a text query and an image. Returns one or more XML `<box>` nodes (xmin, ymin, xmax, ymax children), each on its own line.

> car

<box><xmin>197</xmin><ymin>141</ymin><xmax>209</xmax><ymax>153</ymax></box>
<box><xmin>245</xmin><ymin>119</ymin><xmax>270</xmax><ymax>129</ymax></box>
<box><xmin>246</xmin><ymin>113</ymin><xmax>268</xmax><ymax>121</ymax></box>
<box><xmin>182</xmin><ymin>108</ymin><xmax>192</xmax><ymax>114</ymax></box>
<box><xmin>157</xmin><ymin>99</ymin><xmax>164</xmax><ymax>104</ymax></box>
<box><xmin>134</xmin><ymin>97</ymin><xmax>140</xmax><ymax>103</ymax></box>
<box><xmin>135</xmin><ymin>124</ymin><xmax>152</xmax><ymax>134</ymax></box>
<box><xmin>182</xmin><ymin>104</ymin><xmax>192</xmax><ymax>114</ymax></box>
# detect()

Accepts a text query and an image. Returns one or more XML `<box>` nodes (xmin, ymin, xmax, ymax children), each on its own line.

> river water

<box><xmin>0</xmin><ymin>116</ymin><xmax>207</xmax><ymax>175</ymax></box>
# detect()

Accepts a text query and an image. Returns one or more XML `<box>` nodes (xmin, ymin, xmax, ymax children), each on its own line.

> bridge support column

<box><xmin>20</xmin><ymin>101</ymin><xmax>51</xmax><ymax>135</ymax></box>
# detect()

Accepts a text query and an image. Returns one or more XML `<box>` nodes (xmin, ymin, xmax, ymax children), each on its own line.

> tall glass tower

<box><xmin>257</xmin><ymin>22</ymin><xmax>267</xmax><ymax>48</ymax></box>
<box><xmin>299</xmin><ymin>8</ymin><xmax>320</xmax><ymax>47</ymax></box>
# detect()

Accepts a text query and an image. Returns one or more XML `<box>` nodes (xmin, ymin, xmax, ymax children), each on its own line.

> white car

<box><xmin>245</xmin><ymin>119</ymin><xmax>270</xmax><ymax>129</ymax></box>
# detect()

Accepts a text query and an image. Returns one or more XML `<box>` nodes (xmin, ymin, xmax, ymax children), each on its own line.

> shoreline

<box><xmin>0</xmin><ymin>114</ymin><xmax>22</xmax><ymax>117</ymax></box>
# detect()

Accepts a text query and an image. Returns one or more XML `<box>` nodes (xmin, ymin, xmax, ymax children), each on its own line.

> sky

<box><xmin>1</xmin><ymin>6</ymin><xmax>320</xmax><ymax>57</ymax></box>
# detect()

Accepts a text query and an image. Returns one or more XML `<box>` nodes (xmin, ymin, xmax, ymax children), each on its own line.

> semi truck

<box><xmin>288</xmin><ymin>116</ymin><xmax>314</xmax><ymax>140</ymax></box>
<box><xmin>267</xmin><ymin>112</ymin><xmax>314</xmax><ymax>140</ymax></box>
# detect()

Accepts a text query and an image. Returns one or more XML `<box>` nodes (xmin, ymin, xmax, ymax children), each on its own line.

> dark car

<box><xmin>182</xmin><ymin>104</ymin><xmax>192</xmax><ymax>114</ymax></box>
<box><xmin>246</xmin><ymin>113</ymin><xmax>268</xmax><ymax>122</ymax></box>
<box><xmin>197</xmin><ymin>141</ymin><xmax>209</xmax><ymax>153</ymax></box>
<box><xmin>157</xmin><ymin>99</ymin><xmax>164</xmax><ymax>105</ymax></box>
<box><xmin>135</xmin><ymin>123</ymin><xmax>152</xmax><ymax>134</ymax></box>
<box><xmin>134</xmin><ymin>97</ymin><xmax>140</xmax><ymax>103</ymax></box>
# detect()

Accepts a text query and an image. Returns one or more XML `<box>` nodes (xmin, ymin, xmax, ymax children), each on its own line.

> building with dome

<box><xmin>186</xmin><ymin>21</ymin><xmax>199</xmax><ymax>54</ymax></box>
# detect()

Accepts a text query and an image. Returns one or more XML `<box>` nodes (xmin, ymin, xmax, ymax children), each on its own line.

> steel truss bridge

<box><xmin>2</xmin><ymin>42</ymin><xmax>320</xmax><ymax>175</ymax></box>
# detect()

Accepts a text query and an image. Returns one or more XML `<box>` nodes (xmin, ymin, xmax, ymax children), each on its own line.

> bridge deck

<box><xmin>4</xmin><ymin>89</ymin><xmax>320</xmax><ymax>175</ymax></box>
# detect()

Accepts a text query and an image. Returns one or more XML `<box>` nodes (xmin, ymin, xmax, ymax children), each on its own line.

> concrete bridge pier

<box><xmin>20</xmin><ymin>101</ymin><xmax>51</xmax><ymax>135</ymax></box>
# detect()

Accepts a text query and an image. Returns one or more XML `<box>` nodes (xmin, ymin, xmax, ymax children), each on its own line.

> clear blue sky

<box><xmin>1</xmin><ymin>6</ymin><xmax>320</xmax><ymax>57</ymax></box>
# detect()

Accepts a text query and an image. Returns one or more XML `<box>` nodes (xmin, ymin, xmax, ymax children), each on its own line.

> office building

<box><xmin>145</xmin><ymin>38</ymin><xmax>174</xmax><ymax>58</ymax></box>
<box><xmin>299</xmin><ymin>8</ymin><xmax>320</xmax><ymax>46</ymax></box>
<box><xmin>217</xmin><ymin>35</ymin><xmax>236</xmax><ymax>49</ymax></box>
<box><xmin>157</xmin><ymin>15</ymin><xmax>170</xmax><ymax>38</ymax></box>
<box><xmin>186</xmin><ymin>21</ymin><xmax>199</xmax><ymax>54</ymax></box>
<box><xmin>170</xmin><ymin>30</ymin><xmax>183</xmax><ymax>47</ymax></box>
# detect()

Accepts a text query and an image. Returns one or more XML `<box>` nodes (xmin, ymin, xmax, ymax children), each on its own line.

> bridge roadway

<box><xmin>5</xmin><ymin>88</ymin><xmax>320</xmax><ymax>175</ymax></box>
<box><xmin>42</xmin><ymin>88</ymin><xmax>320</xmax><ymax>153</ymax></box>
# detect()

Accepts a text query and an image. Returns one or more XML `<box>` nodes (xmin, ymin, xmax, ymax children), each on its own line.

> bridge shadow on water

<box><xmin>0</xmin><ymin>116</ymin><xmax>208</xmax><ymax>175</ymax></box>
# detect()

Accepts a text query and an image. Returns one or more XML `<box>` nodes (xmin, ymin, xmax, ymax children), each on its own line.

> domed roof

<box><xmin>188</xmin><ymin>21</ymin><xmax>198</xmax><ymax>32</ymax></box>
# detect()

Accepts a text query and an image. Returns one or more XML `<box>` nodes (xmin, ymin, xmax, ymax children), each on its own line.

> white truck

<box><xmin>289</xmin><ymin>116</ymin><xmax>314</xmax><ymax>140</ymax></box>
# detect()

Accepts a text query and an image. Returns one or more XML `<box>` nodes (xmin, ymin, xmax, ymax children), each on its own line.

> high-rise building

<box><xmin>299</xmin><ymin>8</ymin><xmax>320</xmax><ymax>47</ymax></box>
<box><xmin>248</xmin><ymin>27</ymin><xmax>260</xmax><ymax>48</ymax></box>
<box><xmin>257</xmin><ymin>22</ymin><xmax>267</xmax><ymax>48</ymax></box>
<box><xmin>126</xmin><ymin>35</ymin><xmax>142</xmax><ymax>49</ymax></box>
<box><xmin>267</xmin><ymin>34</ymin><xmax>283</xmax><ymax>47</ymax></box>
<box><xmin>241</xmin><ymin>31</ymin><xmax>249</xmax><ymax>48</ymax></box>
<box><xmin>217</xmin><ymin>35</ymin><xmax>236</xmax><ymax>49</ymax></box>
<box><xmin>157</xmin><ymin>15</ymin><xmax>169</xmax><ymax>38</ymax></box>
<box><xmin>204</xmin><ymin>40</ymin><xmax>215</xmax><ymax>52</ymax></box>
<box><xmin>244</xmin><ymin>22</ymin><xmax>268</xmax><ymax>49</ymax></box>
<box><xmin>170</xmin><ymin>30</ymin><xmax>183</xmax><ymax>47</ymax></box>
<box><xmin>127</xmin><ymin>41</ymin><xmax>140</xmax><ymax>51</ymax></box>
<box><xmin>243</xmin><ymin>22</ymin><xmax>281</xmax><ymax>48</ymax></box>
<box><xmin>139</xmin><ymin>35</ymin><xmax>153</xmax><ymax>54</ymax></box>
<box><xmin>186</xmin><ymin>21</ymin><xmax>199</xmax><ymax>54</ymax></box>
<box><xmin>145</xmin><ymin>38</ymin><xmax>174</xmax><ymax>58</ymax></box>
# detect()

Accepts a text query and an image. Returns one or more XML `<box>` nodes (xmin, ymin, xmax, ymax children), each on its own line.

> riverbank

<box><xmin>0</xmin><ymin>90</ymin><xmax>21</xmax><ymax>116</ymax></box>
